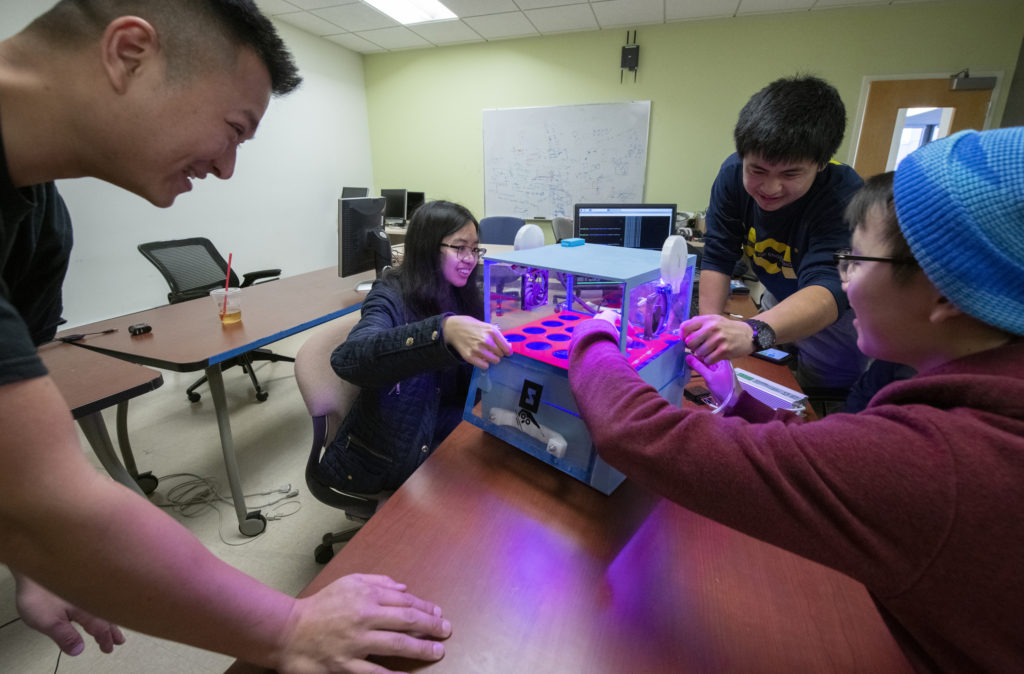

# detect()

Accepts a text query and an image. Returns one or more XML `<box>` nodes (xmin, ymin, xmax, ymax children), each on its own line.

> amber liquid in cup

<box><xmin>220</xmin><ymin>309</ymin><xmax>242</xmax><ymax>324</ymax></box>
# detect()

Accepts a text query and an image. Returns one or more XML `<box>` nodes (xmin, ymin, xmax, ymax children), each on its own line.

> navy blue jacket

<box><xmin>317</xmin><ymin>279</ymin><xmax>472</xmax><ymax>492</ymax></box>
<box><xmin>701</xmin><ymin>153</ymin><xmax>863</xmax><ymax>312</ymax></box>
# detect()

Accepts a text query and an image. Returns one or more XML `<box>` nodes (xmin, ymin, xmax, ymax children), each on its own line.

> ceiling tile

<box><xmin>325</xmin><ymin>32</ymin><xmax>387</xmax><ymax>52</ymax></box>
<box><xmin>525</xmin><ymin>4</ymin><xmax>599</xmax><ymax>34</ymax></box>
<box><xmin>314</xmin><ymin>3</ymin><xmax>396</xmax><ymax>31</ymax></box>
<box><xmin>255</xmin><ymin>0</ymin><xmax>303</xmax><ymax>15</ymax></box>
<box><xmin>463</xmin><ymin>11</ymin><xmax>540</xmax><ymax>39</ymax></box>
<box><xmin>666</xmin><ymin>0</ymin><xmax>740</xmax><ymax>21</ymax></box>
<box><xmin>440</xmin><ymin>0</ymin><xmax>521</xmax><ymax>17</ymax></box>
<box><xmin>515</xmin><ymin>0</ymin><xmax>588</xmax><ymax>9</ymax></box>
<box><xmin>259</xmin><ymin>0</ymin><xmax>943</xmax><ymax>54</ymax></box>
<box><xmin>285</xmin><ymin>0</ymin><xmax>354</xmax><ymax>10</ymax></box>
<box><xmin>736</xmin><ymin>0</ymin><xmax>815</xmax><ymax>15</ymax></box>
<box><xmin>592</xmin><ymin>0</ymin><xmax>665</xmax><ymax>28</ymax></box>
<box><xmin>275</xmin><ymin>11</ymin><xmax>345</xmax><ymax>35</ymax></box>
<box><xmin>410</xmin><ymin>19</ymin><xmax>484</xmax><ymax>45</ymax></box>
<box><xmin>356</xmin><ymin>26</ymin><xmax>434</xmax><ymax>49</ymax></box>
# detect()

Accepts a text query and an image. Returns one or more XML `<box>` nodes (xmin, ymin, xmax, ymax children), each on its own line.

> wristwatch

<box><xmin>743</xmin><ymin>319</ymin><xmax>776</xmax><ymax>351</ymax></box>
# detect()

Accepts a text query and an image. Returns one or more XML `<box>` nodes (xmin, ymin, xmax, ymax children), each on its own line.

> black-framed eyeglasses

<box><xmin>833</xmin><ymin>249</ymin><xmax>914</xmax><ymax>282</ymax></box>
<box><xmin>440</xmin><ymin>243</ymin><xmax>487</xmax><ymax>260</ymax></box>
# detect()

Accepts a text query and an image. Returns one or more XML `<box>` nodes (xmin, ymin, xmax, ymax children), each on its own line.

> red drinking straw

<box><xmin>222</xmin><ymin>253</ymin><xmax>233</xmax><ymax>316</ymax></box>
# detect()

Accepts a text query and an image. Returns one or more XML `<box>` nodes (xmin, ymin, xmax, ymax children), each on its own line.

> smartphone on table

<box><xmin>752</xmin><ymin>347</ymin><xmax>792</xmax><ymax>365</ymax></box>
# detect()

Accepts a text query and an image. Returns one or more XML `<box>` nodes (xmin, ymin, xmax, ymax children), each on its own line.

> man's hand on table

<box><xmin>278</xmin><ymin>573</ymin><xmax>451</xmax><ymax>673</ymax></box>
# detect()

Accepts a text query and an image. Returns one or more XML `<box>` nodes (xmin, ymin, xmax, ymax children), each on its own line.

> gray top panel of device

<box><xmin>483</xmin><ymin>243</ymin><xmax>666</xmax><ymax>283</ymax></box>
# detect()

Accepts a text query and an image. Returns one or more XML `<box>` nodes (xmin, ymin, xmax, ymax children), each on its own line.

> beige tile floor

<box><xmin>0</xmin><ymin>324</ymin><xmax>357</xmax><ymax>673</ymax></box>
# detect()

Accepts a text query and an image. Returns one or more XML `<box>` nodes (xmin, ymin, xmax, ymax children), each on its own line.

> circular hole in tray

<box><xmin>541</xmin><ymin>320</ymin><xmax>564</xmax><ymax>328</ymax></box>
<box><xmin>558</xmin><ymin>314</ymin><xmax>582</xmax><ymax>321</ymax></box>
<box><xmin>627</xmin><ymin>340</ymin><xmax>645</xmax><ymax>349</ymax></box>
<box><xmin>526</xmin><ymin>341</ymin><xmax>552</xmax><ymax>351</ymax></box>
<box><xmin>552</xmin><ymin>350</ymin><xmax>569</xmax><ymax>359</ymax></box>
<box><xmin>523</xmin><ymin>327</ymin><xmax>546</xmax><ymax>334</ymax></box>
<box><xmin>548</xmin><ymin>333</ymin><xmax>570</xmax><ymax>342</ymax></box>
<box><xmin>505</xmin><ymin>334</ymin><xmax>526</xmax><ymax>342</ymax></box>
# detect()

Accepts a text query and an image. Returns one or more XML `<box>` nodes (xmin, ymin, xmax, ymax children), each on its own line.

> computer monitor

<box><xmin>406</xmin><ymin>191</ymin><xmax>425</xmax><ymax>220</ymax></box>
<box><xmin>381</xmin><ymin>189</ymin><xmax>407</xmax><ymax>224</ymax></box>
<box><xmin>573</xmin><ymin>203</ymin><xmax>677</xmax><ymax>250</ymax></box>
<box><xmin>341</xmin><ymin>186</ymin><xmax>369</xmax><ymax>198</ymax></box>
<box><xmin>338</xmin><ymin>197</ymin><xmax>391</xmax><ymax>292</ymax></box>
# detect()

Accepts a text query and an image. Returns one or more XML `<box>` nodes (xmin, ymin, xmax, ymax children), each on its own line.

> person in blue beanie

<box><xmin>568</xmin><ymin>126</ymin><xmax>1024</xmax><ymax>673</ymax></box>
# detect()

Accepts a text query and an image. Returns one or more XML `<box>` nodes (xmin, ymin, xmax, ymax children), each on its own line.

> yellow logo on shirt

<box><xmin>744</xmin><ymin>228</ymin><xmax>796</xmax><ymax>279</ymax></box>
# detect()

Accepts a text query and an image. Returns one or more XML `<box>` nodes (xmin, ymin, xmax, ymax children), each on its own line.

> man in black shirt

<box><xmin>0</xmin><ymin>2</ymin><xmax>450</xmax><ymax>670</ymax></box>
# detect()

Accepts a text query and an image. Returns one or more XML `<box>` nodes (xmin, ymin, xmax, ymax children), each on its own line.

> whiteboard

<box><xmin>483</xmin><ymin>101</ymin><xmax>651</xmax><ymax>219</ymax></box>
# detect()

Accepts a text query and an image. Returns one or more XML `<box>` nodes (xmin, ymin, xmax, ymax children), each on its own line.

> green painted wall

<box><xmin>363</xmin><ymin>0</ymin><xmax>1024</xmax><ymax>218</ymax></box>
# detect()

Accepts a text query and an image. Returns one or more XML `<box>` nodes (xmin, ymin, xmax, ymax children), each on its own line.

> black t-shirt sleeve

<box><xmin>0</xmin><ymin>181</ymin><xmax>73</xmax><ymax>386</ymax></box>
<box><xmin>701</xmin><ymin>155</ymin><xmax>747</xmax><ymax>276</ymax></box>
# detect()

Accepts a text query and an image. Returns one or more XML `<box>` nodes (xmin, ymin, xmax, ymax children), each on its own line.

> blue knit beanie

<box><xmin>893</xmin><ymin>127</ymin><xmax>1024</xmax><ymax>335</ymax></box>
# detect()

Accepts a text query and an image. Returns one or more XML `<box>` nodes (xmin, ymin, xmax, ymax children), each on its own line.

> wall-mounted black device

<box><xmin>621</xmin><ymin>30</ymin><xmax>639</xmax><ymax>83</ymax></box>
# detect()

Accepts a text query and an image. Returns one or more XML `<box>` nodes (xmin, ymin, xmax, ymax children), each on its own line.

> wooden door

<box><xmin>853</xmin><ymin>78</ymin><xmax>993</xmax><ymax>178</ymax></box>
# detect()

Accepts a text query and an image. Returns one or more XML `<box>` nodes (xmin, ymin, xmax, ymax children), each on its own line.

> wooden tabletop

<box><xmin>227</xmin><ymin>420</ymin><xmax>909</xmax><ymax>674</ymax></box>
<box><xmin>38</xmin><ymin>340</ymin><xmax>163</xmax><ymax>419</ymax></box>
<box><xmin>57</xmin><ymin>268</ymin><xmax>372</xmax><ymax>371</ymax></box>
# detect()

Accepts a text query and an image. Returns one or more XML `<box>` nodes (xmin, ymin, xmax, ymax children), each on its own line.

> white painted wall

<box><xmin>1</xmin><ymin>6</ymin><xmax>373</xmax><ymax>327</ymax></box>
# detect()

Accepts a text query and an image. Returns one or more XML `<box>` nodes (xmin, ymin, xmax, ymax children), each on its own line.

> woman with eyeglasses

<box><xmin>568</xmin><ymin>127</ymin><xmax>1024</xmax><ymax>672</ymax></box>
<box><xmin>318</xmin><ymin>200</ymin><xmax>511</xmax><ymax>494</ymax></box>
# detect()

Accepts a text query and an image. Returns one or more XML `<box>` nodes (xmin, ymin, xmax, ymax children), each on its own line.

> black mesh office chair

<box><xmin>294</xmin><ymin>315</ymin><xmax>387</xmax><ymax>563</ymax></box>
<box><xmin>137</xmin><ymin>237</ymin><xmax>294</xmax><ymax>403</ymax></box>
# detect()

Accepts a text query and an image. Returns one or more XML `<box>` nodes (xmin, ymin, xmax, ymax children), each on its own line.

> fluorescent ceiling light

<box><xmin>364</xmin><ymin>0</ymin><xmax>456</xmax><ymax>25</ymax></box>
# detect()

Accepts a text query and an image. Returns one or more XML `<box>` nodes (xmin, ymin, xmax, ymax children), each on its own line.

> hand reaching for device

<box><xmin>442</xmin><ymin>315</ymin><xmax>512</xmax><ymax>369</ymax></box>
<box><xmin>686</xmin><ymin>354</ymin><xmax>742</xmax><ymax>414</ymax></box>
<box><xmin>681</xmin><ymin>314</ymin><xmax>754</xmax><ymax>364</ymax></box>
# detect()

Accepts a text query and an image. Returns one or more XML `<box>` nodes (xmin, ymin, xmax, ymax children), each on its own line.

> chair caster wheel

<box><xmin>135</xmin><ymin>472</ymin><xmax>159</xmax><ymax>495</ymax></box>
<box><xmin>239</xmin><ymin>512</ymin><xmax>267</xmax><ymax>536</ymax></box>
<box><xmin>188</xmin><ymin>392</ymin><xmax>201</xmax><ymax>403</ymax></box>
<box><xmin>314</xmin><ymin>543</ymin><xmax>335</xmax><ymax>564</ymax></box>
<box><xmin>256</xmin><ymin>391</ymin><xmax>269</xmax><ymax>402</ymax></box>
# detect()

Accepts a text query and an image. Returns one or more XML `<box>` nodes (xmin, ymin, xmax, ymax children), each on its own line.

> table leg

<box><xmin>115</xmin><ymin>401</ymin><xmax>159</xmax><ymax>495</ymax></box>
<box><xmin>77</xmin><ymin>412</ymin><xmax>146</xmax><ymax>497</ymax></box>
<box><xmin>205</xmin><ymin>364</ymin><xmax>267</xmax><ymax>537</ymax></box>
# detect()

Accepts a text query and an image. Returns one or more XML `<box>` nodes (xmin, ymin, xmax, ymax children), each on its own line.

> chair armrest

<box><xmin>240</xmin><ymin>269</ymin><xmax>281</xmax><ymax>287</ymax></box>
<box><xmin>171</xmin><ymin>287</ymin><xmax>216</xmax><ymax>304</ymax></box>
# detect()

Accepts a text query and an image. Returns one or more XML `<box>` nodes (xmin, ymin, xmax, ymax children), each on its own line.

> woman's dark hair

<box><xmin>388</xmin><ymin>200</ymin><xmax>484</xmax><ymax>320</ymax></box>
<box><xmin>844</xmin><ymin>171</ymin><xmax>920</xmax><ymax>284</ymax></box>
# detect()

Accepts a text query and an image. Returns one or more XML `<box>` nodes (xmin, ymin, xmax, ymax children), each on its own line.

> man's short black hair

<box><xmin>734</xmin><ymin>75</ymin><xmax>846</xmax><ymax>166</ymax></box>
<box><xmin>28</xmin><ymin>0</ymin><xmax>301</xmax><ymax>95</ymax></box>
<box><xmin>845</xmin><ymin>171</ymin><xmax>920</xmax><ymax>284</ymax></box>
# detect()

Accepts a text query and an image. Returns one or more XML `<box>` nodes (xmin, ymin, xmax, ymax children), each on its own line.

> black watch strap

<box><xmin>743</xmin><ymin>319</ymin><xmax>776</xmax><ymax>350</ymax></box>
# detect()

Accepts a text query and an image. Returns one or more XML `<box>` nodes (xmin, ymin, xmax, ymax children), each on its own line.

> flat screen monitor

<box><xmin>341</xmin><ymin>186</ymin><xmax>369</xmax><ymax>198</ymax></box>
<box><xmin>406</xmin><ymin>191</ymin><xmax>425</xmax><ymax>220</ymax></box>
<box><xmin>338</xmin><ymin>197</ymin><xmax>391</xmax><ymax>292</ymax></box>
<box><xmin>573</xmin><ymin>203</ymin><xmax>677</xmax><ymax>250</ymax></box>
<box><xmin>381</xmin><ymin>188</ymin><xmax>407</xmax><ymax>224</ymax></box>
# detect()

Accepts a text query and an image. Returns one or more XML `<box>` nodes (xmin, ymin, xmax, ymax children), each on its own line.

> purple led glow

<box><xmin>502</xmin><ymin>310</ymin><xmax>678</xmax><ymax>370</ymax></box>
